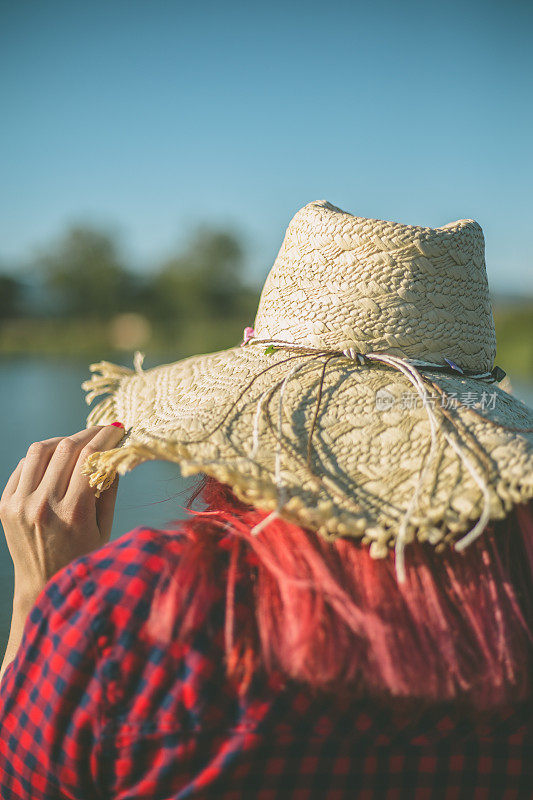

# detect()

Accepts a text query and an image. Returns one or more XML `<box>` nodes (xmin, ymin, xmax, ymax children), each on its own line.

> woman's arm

<box><xmin>0</xmin><ymin>423</ymin><xmax>124</xmax><ymax>679</ymax></box>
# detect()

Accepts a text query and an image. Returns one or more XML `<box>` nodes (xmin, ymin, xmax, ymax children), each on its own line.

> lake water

<box><xmin>1</xmin><ymin>357</ymin><xmax>533</xmax><ymax>653</ymax></box>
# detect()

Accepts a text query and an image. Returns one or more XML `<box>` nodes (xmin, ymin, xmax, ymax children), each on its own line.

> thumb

<box><xmin>95</xmin><ymin>475</ymin><xmax>119</xmax><ymax>543</ymax></box>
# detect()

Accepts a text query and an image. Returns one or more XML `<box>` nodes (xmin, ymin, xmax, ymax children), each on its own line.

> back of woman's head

<box><xmin>169</xmin><ymin>478</ymin><xmax>533</xmax><ymax>713</ymax></box>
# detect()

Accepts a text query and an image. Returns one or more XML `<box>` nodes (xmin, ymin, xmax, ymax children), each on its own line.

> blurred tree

<box><xmin>152</xmin><ymin>228</ymin><xmax>246</xmax><ymax>323</ymax></box>
<box><xmin>9</xmin><ymin>222</ymin><xmax>261</xmax><ymax>356</ymax></box>
<box><xmin>38</xmin><ymin>226</ymin><xmax>133</xmax><ymax>318</ymax></box>
<box><xmin>190</xmin><ymin>228</ymin><xmax>245</xmax><ymax>315</ymax></box>
<box><xmin>0</xmin><ymin>273</ymin><xmax>23</xmax><ymax>319</ymax></box>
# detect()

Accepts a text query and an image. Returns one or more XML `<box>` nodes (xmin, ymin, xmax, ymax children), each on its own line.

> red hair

<box><xmin>167</xmin><ymin>477</ymin><xmax>533</xmax><ymax>712</ymax></box>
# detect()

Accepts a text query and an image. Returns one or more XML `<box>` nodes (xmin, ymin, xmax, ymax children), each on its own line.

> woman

<box><xmin>1</xmin><ymin>201</ymin><xmax>532</xmax><ymax>798</ymax></box>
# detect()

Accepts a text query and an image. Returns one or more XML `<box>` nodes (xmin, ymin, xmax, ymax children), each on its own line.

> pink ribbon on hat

<box><xmin>241</xmin><ymin>326</ymin><xmax>256</xmax><ymax>346</ymax></box>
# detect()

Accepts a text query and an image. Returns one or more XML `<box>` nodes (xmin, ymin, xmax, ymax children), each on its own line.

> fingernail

<box><xmin>111</xmin><ymin>421</ymin><xmax>125</xmax><ymax>428</ymax></box>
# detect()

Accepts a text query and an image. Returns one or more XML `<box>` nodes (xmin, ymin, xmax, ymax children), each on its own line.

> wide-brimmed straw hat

<box><xmin>81</xmin><ymin>201</ymin><xmax>533</xmax><ymax>577</ymax></box>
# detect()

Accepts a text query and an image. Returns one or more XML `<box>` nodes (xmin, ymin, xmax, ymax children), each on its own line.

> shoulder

<box><xmin>68</xmin><ymin>524</ymin><xmax>187</xmax><ymax>592</ymax></box>
<box><xmin>34</xmin><ymin>525</ymin><xmax>191</xmax><ymax>639</ymax></box>
<box><xmin>79</xmin><ymin>523</ymin><xmax>187</xmax><ymax>579</ymax></box>
<box><xmin>2</xmin><ymin>525</ymin><xmax>191</xmax><ymax>691</ymax></box>
<box><xmin>51</xmin><ymin>520</ymin><xmax>229</xmax><ymax>674</ymax></box>
<box><xmin>59</xmin><ymin>524</ymin><xmax>230</xmax><ymax>730</ymax></box>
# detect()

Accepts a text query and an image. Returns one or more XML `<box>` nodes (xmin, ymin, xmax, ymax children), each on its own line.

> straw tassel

<box><xmin>82</xmin><ymin>359</ymin><xmax>134</xmax><ymax>426</ymax></box>
<box><xmin>81</xmin><ymin>441</ymin><xmax>158</xmax><ymax>497</ymax></box>
<box><xmin>81</xmin><ymin>358</ymin><xmax>142</xmax><ymax>493</ymax></box>
<box><xmin>82</xmin><ymin>360</ymin><xmax>133</xmax><ymax>401</ymax></box>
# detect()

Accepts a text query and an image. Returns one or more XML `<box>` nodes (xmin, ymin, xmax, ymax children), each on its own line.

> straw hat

<box><xmin>81</xmin><ymin>201</ymin><xmax>533</xmax><ymax>574</ymax></box>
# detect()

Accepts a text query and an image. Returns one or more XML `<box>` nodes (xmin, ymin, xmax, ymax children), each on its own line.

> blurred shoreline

<box><xmin>0</xmin><ymin>315</ymin><xmax>248</xmax><ymax>363</ymax></box>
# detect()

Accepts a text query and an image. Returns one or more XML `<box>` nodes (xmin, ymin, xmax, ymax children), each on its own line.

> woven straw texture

<box><xmin>81</xmin><ymin>201</ymin><xmax>533</xmax><ymax>555</ymax></box>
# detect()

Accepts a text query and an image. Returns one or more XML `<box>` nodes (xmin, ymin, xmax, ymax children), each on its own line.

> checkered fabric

<box><xmin>0</xmin><ymin>525</ymin><xmax>532</xmax><ymax>799</ymax></box>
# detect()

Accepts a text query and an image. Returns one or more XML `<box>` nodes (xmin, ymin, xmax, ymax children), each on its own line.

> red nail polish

<box><xmin>111</xmin><ymin>421</ymin><xmax>125</xmax><ymax>428</ymax></box>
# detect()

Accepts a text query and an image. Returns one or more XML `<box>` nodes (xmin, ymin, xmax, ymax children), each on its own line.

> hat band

<box><xmin>241</xmin><ymin>329</ymin><xmax>505</xmax><ymax>384</ymax></box>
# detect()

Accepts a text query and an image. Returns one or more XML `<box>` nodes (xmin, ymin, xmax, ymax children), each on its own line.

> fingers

<box><xmin>39</xmin><ymin>427</ymin><xmax>105</xmax><ymax>499</ymax></box>
<box><xmin>15</xmin><ymin>436</ymin><xmax>66</xmax><ymax>496</ymax></box>
<box><xmin>2</xmin><ymin>424</ymin><xmax>125</xmax><ymax>524</ymax></box>
<box><xmin>1</xmin><ymin>457</ymin><xmax>25</xmax><ymax>504</ymax></box>
<box><xmin>65</xmin><ymin>425</ymin><xmax>126</xmax><ymax>503</ymax></box>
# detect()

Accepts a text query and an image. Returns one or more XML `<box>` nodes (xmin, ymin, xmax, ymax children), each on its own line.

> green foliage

<box><xmin>494</xmin><ymin>305</ymin><xmax>533</xmax><ymax>380</ymax></box>
<box><xmin>32</xmin><ymin>223</ymin><xmax>254</xmax><ymax>330</ymax></box>
<box><xmin>0</xmin><ymin>274</ymin><xmax>22</xmax><ymax>319</ymax></box>
<box><xmin>38</xmin><ymin>226</ymin><xmax>132</xmax><ymax>318</ymax></box>
<box><xmin>150</xmin><ymin>228</ymin><xmax>246</xmax><ymax>322</ymax></box>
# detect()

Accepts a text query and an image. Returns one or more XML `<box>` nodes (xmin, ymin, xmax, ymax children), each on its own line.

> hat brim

<box><xmin>81</xmin><ymin>346</ymin><xmax>533</xmax><ymax>555</ymax></box>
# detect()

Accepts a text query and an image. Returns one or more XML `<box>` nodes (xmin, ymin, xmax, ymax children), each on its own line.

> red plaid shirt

<box><xmin>0</xmin><ymin>525</ymin><xmax>531</xmax><ymax>799</ymax></box>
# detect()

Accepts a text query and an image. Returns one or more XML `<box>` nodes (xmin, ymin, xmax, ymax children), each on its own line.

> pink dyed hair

<box><xmin>168</xmin><ymin>477</ymin><xmax>533</xmax><ymax>711</ymax></box>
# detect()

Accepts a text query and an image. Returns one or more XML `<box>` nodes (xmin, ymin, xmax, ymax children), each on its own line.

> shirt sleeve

<box><xmin>0</xmin><ymin>553</ymin><xmax>111</xmax><ymax>800</ymax></box>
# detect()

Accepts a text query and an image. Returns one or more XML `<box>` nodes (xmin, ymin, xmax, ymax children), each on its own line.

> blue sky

<box><xmin>1</xmin><ymin>0</ymin><xmax>532</xmax><ymax>291</ymax></box>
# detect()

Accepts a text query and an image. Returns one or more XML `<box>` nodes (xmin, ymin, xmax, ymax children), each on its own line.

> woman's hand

<box><xmin>0</xmin><ymin>423</ymin><xmax>125</xmax><ymax>608</ymax></box>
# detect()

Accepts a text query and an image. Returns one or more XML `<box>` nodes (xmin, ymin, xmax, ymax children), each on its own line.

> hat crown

<box><xmin>254</xmin><ymin>201</ymin><xmax>496</xmax><ymax>372</ymax></box>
